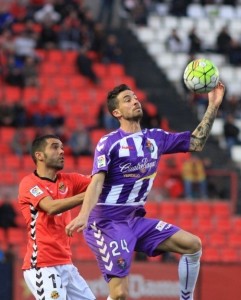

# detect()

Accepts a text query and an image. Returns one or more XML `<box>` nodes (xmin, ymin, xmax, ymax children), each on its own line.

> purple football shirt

<box><xmin>90</xmin><ymin>128</ymin><xmax>191</xmax><ymax>219</ymax></box>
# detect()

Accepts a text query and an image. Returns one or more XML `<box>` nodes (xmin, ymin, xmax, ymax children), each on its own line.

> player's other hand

<box><xmin>208</xmin><ymin>81</ymin><xmax>225</xmax><ymax>108</ymax></box>
<box><xmin>65</xmin><ymin>215</ymin><xmax>88</xmax><ymax>236</ymax></box>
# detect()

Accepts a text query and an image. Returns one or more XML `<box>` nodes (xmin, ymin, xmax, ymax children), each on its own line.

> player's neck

<box><xmin>120</xmin><ymin>120</ymin><xmax>141</xmax><ymax>133</ymax></box>
<box><xmin>36</xmin><ymin>167</ymin><xmax>57</xmax><ymax>181</ymax></box>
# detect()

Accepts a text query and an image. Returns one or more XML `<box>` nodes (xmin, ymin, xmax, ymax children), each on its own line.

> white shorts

<box><xmin>23</xmin><ymin>264</ymin><xmax>96</xmax><ymax>300</ymax></box>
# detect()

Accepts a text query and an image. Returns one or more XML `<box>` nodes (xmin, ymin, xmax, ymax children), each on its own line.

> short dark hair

<box><xmin>107</xmin><ymin>84</ymin><xmax>131</xmax><ymax>115</ymax></box>
<box><xmin>31</xmin><ymin>134</ymin><xmax>60</xmax><ymax>164</ymax></box>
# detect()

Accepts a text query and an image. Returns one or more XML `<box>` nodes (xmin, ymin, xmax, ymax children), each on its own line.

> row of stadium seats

<box><xmin>2</xmin><ymin>200</ymin><xmax>241</xmax><ymax>262</ymax></box>
<box><xmin>132</xmin><ymin>14</ymin><xmax>241</xmax><ymax>96</ymax></box>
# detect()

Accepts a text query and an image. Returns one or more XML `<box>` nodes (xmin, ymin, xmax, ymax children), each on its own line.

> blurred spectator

<box><xmin>98</xmin><ymin>0</ymin><xmax>115</xmax><ymax>28</ymax></box>
<box><xmin>4</xmin><ymin>244</ymin><xmax>16</xmax><ymax>263</ymax></box>
<box><xmin>131</xmin><ymin>1</ymin><xmax>149</xmax><ymax>25</ymax></box>
<box><xmin>22</xmin><ymin>56</ymin><xmax>39</xmax><ymax>87</ymax></box>
<box><xmin>34</xmin><ymin>3</ymin><xmax>61</xmax><ymax>24</ymax></box>
<box><xmin>181</xmin><ymin>155</ymin><xmax>208</xmax><ymax>199</ymax></box>
<box><xmin>0</xmin><ymin>99</ymin><xmax>15</xmax><ymax>126</ymax></box>
<box><xmin>97</xmin><ymin>103</ymin><xmax>119</xmax><ymax>130</ymax></box>
<box><xmin>166</xmin><ymin>28</ymin><xmax>189</xmax><ymax>53</ymax></box>
<box><xmin>169</xmin><ymin>0</ymin><xmax>188</xmax><ymax>17</ymax></box>
<box><xmin>68</xmin><ymin>123</ymin><xmax>93</xmax><ymax>157</ymax></box>
<box><xmin>23</xmin><ymin>19</ymin><xmax>39</xmax><ymax>42</ymax></box>
<box><xmin>14</xmin><ymin>31</ymin><xmax>37</xmax><ymax>62</ymax></box>
<box><xmin>58</xmin><ymin>19</ymin><xmax>81</xmax><ymax>50</ymax></box>
<box><xmin>224</xmin><ymin>114</ymin><xmax>241</xmax><ymax>156</ymax></box>
<box><xmin>228</xmin><ymin>39</ymin><xmax>241</xmax><ymax>66</ymax></box>
<box><xmin>0</xmin><ymin>28</ymin><xmax>15</xmax><ymax>55</ymax></box>
<box><xmin>28</xmin><ymin>97</ymin><xmax>65</xmax><ymax>127</ymax></box>
<box><xmin>161</xmin><ymin>157</ymin><xmax>184</xmax><ymax>199</ymax></box>
<box><xmin>216</xmin><ymin>26</ymin><xmax>232</xmax><ymax>55</ymax></box>
<box><xmin>102</xmin><ymin>34</ymin><xmax>123</xmax><ymax>64</ymax></box>
<box><xmin>90</xmin><ymin>22</ymin><xmax>106</xmax><ymax>60</ymax></box>
<box><xmin>0</xmin><ymin>194</ymin><xmax>17</xmax><ymax>248</ymax></box>
<box><xmin>188</xmin><ymin>28</ymin><xmax>202</xmax><ymax>54</ymax></box>
<box><xmin>0</xmin><ymin>246</ymin><xmax>4</xmax><ymax>262</ymax></box>
<box><xmin>4</xmin><ymin>54</ymin><xmax>24</xmax><ymax>87</ymax></box>
<box><xmin>223</xmin><ymin>94</ymin><xmax>241</xmax><ymax>118</ymax></box>
<box><xmin>0</xmin><ymin>3</ymin><xmax>14</xmax><ymax>32</ymax></box>
<box><xmin>12</xmin><ymin>101</ymin><xmax>28</xmax><ymax>127</ymax></box>
<box><xmin>76</xmin><ymin>47</ymin><xmax>99</xmax><ymax>84</ymax></box>
<box><xmin>141</xmin><ymin>100</ymin><xmax>161</xmax><ymax>129</ymax></box>
<box><xmin>11</xmin><ymin>127</ymin><xmax>31</xmax><ymax>156</ymax></box>
<box><xmin>37</xmin><ymin>18</ymin><xmax>58</xmax><ymax>49</ymax></box>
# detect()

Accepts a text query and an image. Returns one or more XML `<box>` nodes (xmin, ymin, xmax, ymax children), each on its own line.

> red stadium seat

<box><xmin>40</xmin><ymin>62</ymin><xmax>59</xmax><ymax>76</ymax></box>
<box><xmin>50</xmin><ymin>77</ymin><xmax>69</xmax><ymax>89</ymax></box>
<box><xmin>159</xmin><ymin>201</ymin><xmax>177</xmax><ymax>220</ymax></box>
<box><xmin>176</xmin><ymin>217</ymin><xmax>196</xmax><ymax>233</ymax></box>
<box><xmin>90</xmin><ymin>129</ymin><xmax>108</xmax><ymax>147</ymax></box>
<box><xmin>63</xmin><ymin>156</ymin><xmax>75</xmax><ymax>171</ymax></box>
<box><xmin>176</xmin><ymin>201</ymin><xmax>194</xmax><ymax>218</ymax></box>
<box><xmin>46</xmin><ymin>50</ymin><xmax>64</xmax><ymax>63</ymax></box>
<box><xmin>145</xmin><ymin>202</ymin><xmax>160</xmax><ymax>219</ymax></box>
<box><xmin>0</xmin><ymin>171</ymin><xmax>16</xmax><ymax>185</ymax></box>
<box><xmin>196</xmin><ymin>217</ymin><xmax>214</xmax><ymax>233</ymax></box>
<box><xmin>72</xmin><ymin>244</ymin><xmax>96</xmax><ymax>261</ymax></box>
<box><xmin>23</xmin><ymin>87</ymin><xmax>40</xmax><ymax>104</ymax></box>
<box><xmin>0</xmin><ymin>127</ymin><xmax>16</xmax><ymax>144</ymax></box>
<box><xmin>220</xmin><ymin>248</ymin><xmax>240</xmax><ymax>262</ymax></box>
<box><xmin>22</xmin><ymin>155</ymin><xmax>35</xmax><ymax>170</ymax></box>
<box><xmin>4</xmin><ymin>86</ymin><xmax>22</xmax><ymax>102</ymax></box>
<box><xmin>194</xmin><ymin>201</ymin><xmax>212</xmax><ymax>219</ymax></box>
<box><xmin>212</xmin><ymin>201</ymin><xmax>231</xmax><ymax>220</ymax></box>
<box><xmin>208</xmin><ymin>232</ymin><xmax>227</xmax><ymax>247</ymax></box>
<box><xmin>232</xmin><ymin>217</ymin><xmax>241</xmax><ymax>233</ymax></box>
<box><xmin>202</xmin><ymin>246</ymin><xmax>220</xmax><ymax>262</ymax></box>
<box><xmin>107</xmin><ymin>63</ymin><xmax>125</xmax><ymax>76</ymax></box>
<box><xmin>63</xmin><ymin>51</ymin><xmax>78</xmax><ymax>64</ymax></box>
<box><xmin>77</xmin><ymin>156</ymin><xmax>93</xmax><ymax>175</ymax></box>
<box><xmin>228</xmin><ymin>233</ymin><xmax>241</xmax><ymax>248</ymax></box>
<box><xmin>215</xmin><ymin>219</ymin><xmax>232</xmax><ymax>233</ymax></box>
<box><xmin>3</xmin><ymin>154</ymin><xmax>22</xmax><ymax>170</ymax></box>
<box><xmin>8</xmin><ymin>228</ymin><xmax>27</xmax><ymax>245</ymax></box>
<box><xmin>92</xmin><ymin>63</ymin><xmax>108</xmax><ymax>77</ymax></box>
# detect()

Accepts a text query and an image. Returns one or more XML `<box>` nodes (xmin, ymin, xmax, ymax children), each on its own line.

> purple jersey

<box><xmin>90</xmin><ymin>128</ymin><xmax>190</xmax><ymax>219</ymax></box>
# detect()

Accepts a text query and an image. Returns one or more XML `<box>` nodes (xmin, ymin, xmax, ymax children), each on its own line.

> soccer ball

<box><xmin>183</xmin><ymin>58</ymin><xmax>219</xmax><ymax>93</ymax></box>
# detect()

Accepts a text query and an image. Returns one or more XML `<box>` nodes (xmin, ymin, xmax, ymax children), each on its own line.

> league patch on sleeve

<box><xmin>97</xmin><ymin>155</ymin><xmax>106</xmax><ymax>168</ymax></box>
<box><xmin>30</xmin><ymin>185</ymin><xmax>44</xmax><ymax>197</ymax></box>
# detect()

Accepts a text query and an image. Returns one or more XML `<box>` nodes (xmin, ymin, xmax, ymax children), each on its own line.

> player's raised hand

<box><xmin>208</xmin><ymin>81</ymin><xmax>225</xmax><ymax>108</ymax></box>
<box><xmin>65</xmin><ymin>215</ymin><xmax>88</xmax><ymax>236</ymax></box>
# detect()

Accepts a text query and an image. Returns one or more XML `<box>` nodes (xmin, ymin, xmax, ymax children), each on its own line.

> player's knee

<box><xmin>111</xmin><ymin>288</ymin><xmax>128</xmax><ymax>300</ymax></box>
<box><xmin>110</xmin><ymin>293</ymin><xmax>128</xmax><ymax>300</ymax></box>
<box><xmin>190</xmin><ymin>235</ymin><xmax>202</xmax><ymax>253</ymax></box>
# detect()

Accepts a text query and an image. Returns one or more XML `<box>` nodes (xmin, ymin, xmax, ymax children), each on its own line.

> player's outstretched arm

<box><xmin>189</xmin><ymin>81</ymin><xmax>225</xmax><ymax>152</ymax></box>
<box><xmin>38</xmin><ymin>192</ymin><xmax>86</xmax><ymax>215</ymax></box>
<box><xmin>65</xmin><ymin>172</ymin><xmax>105</xmax><ymax>236</ymax></box>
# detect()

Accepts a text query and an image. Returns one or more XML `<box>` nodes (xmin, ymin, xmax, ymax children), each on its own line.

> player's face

<box><xmin>114</xmin><ymin>90</ymin><xmax>143</xmax><ymax>121</ymax></box>
<box><xmin>43</xmin><ymin>138</ymin><xmax>64</xmax><ymax>170</ymax></box>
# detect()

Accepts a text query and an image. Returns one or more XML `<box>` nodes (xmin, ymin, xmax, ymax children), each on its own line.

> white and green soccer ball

<box><xmin>183</xmin><ymin>58</ymin><xmax>219</xmax><ymax>93</ymax></box>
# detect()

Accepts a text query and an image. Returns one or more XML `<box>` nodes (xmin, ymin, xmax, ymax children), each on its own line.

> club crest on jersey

<box><xmin>30</xmin><ymin>185</ymin><xmax>43</xmax><ymax>197</ymax></box>
<box><xmin>50</xmin><ymin>291</ymin><xmax>60</xmax><ymax>299</ymax></box>
<box><xmin>146</xmin><ymin>139</ymin><xmax>154</xmax><ymax>153</ymax></box>
<box><xmin>58</xmin><ymin>182</ymin><xmax>68</xmax><ymax>194</ymax></box>
<box><xmin>117</xmin><ymin>257</ymin><xmax>127</xmax><ymax>270</ymax></box>
<box><xmin>97</xmin><ymin>154</ymin><xmax>106</xmax><ymax>168</ymax></box>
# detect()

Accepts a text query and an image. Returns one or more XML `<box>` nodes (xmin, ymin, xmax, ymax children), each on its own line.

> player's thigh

<box><xmin>156</xmin><ymin>229</ymin><xmax>202</xmax><ymax>254</ymax></box>
<box><xmin>23</xmin><ymin>266</ymin><xmax>67</xmax><ymax>300</ymax></box>
<box><xmin>108</xmin><ymin>276</ymin><xmax>129</xmax><ymax>299</ymax></box>
<box><xmin>84</xmin><ymin>220</ymin><xmax>137</xmax><ymax>281</ymax></box>
<box><xmin>66</xmin><ymin>265</ymin><xmax>96</xmax><ymax>300</ymax></box>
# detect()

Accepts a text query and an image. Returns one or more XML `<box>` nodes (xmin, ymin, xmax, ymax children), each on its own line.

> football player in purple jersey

<box><xmin>66</xmin><ymin>82</ymin><xmax>225</xmax><ymax>300</ymax></box>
